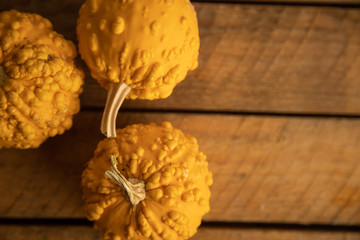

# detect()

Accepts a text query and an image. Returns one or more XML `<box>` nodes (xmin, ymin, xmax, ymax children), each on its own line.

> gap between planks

<box><xmin>1</xmin><ymin>225</ymin><xmax>360</xmax><ymax>240</ymax></box>
<box><xmin>81</xmin><ymin>106</ymin><xmax>360</xmax><ymax>119</ymax></box>
<box><xmin>2</xmin><ymin>218</ymin><xmax>360</xmax><ymax>232</ymax></box>
<box><xmin>192</xmin><ymin>0</ymin><xmax>360</xmax><ymax>8</ymax></box>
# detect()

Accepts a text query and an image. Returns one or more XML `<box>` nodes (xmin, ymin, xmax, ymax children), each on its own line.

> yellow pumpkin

<box><xmin>0</xmin><ymin>10</ymin><xmax>84</xmax><ymax>149</ymax></box>
<box><xmin>77</xmin><ymin>0</ymin><xmax>200</xmax><ymax>137</ymax></box>
<box><xmin>81</xmin><ymin>122</ymin><xmax>212</xmax><ymax>240</ymax></box>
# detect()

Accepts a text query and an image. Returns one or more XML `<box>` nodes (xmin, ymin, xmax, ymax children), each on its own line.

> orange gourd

<box><xmin>81</xmin><ymin>122</ymin><xmax>212</xmax><ymax>240</ymax></box>
<box><xmin>0</xmin><ymin>10</ymin><xmax>84</xmax><ymax>149</ymax></box>
<box><xmin>77</xmin><ymin>0</ymin><xmax>200</xmax><ymax>137</ymax></box>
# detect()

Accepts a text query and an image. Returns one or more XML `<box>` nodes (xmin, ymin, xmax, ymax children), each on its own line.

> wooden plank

<box><xmin>0</xmin><ymin>225</ymin><xmax>102</xmax><ymax>240</ymax></box>
<box><xmin>1</xmin><ymin>112</ymin><xmax>360</xmax><ymax>225</ymax></box>
<box><xmin>1</xmin><ymin>225</ymin><xmax>360</xmax><ymax>240</ymax></box>
<box><xmin>1</xmin><ymin>2</ymin><xmax>360</xmax><ymax>114</ymax></box>
<box><xmin>84</xmin><ymin>4</ymin><xmax>360</xmax><ymax>115</ymax></box>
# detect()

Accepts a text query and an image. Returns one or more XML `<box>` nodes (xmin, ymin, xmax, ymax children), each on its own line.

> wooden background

<box><xmin>1</xmin><ymin>0</ymin><xmax>360</xmax><ymax>239</ymax></box>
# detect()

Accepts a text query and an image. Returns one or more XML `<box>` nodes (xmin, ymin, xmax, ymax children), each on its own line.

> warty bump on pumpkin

<box><xmin>0</xmin><ymin>10</ymin><xmax>84</xmax><ymax>149</ymax></box>
<box><xmin>76</xmin><ymin>0</ymin><xmax>200</xmax><ymax>137</ymax></box>
<box><xmin>81</xmin><ymin>122</ymin><xmax>212</xmax><ymax>240</ymax></box>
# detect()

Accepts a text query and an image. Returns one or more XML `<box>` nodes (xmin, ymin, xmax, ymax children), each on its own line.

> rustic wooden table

<box><xmin>1</xmin><ymin>0</ymin><xmax>360</xmax><ymax>239</ymax></box>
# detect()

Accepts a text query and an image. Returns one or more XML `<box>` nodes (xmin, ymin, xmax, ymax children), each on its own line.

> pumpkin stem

<box><xmin>100</xmin><ymin>82</ymin><xmax>131</xmax><ymax>138</ymax></box>
<box><xmin>105</xmin><ymin>155</ymin><xmax>146</xmax><ymax>206</ymax></box>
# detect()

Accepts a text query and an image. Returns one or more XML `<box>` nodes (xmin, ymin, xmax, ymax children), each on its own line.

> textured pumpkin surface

<box><xmin>81</xmin><ymin>122</ymin><xmax>212</xmax><ymax>240</ymax></box>
<box><xmin>0</xmin><ymin>10</ymin><xmax>84</xmax><ymax>149</ymax></box>
<box><xmin>77</xmin><ymin>0</ymin><xmax>199</xmax><ymax>100</ymax></box>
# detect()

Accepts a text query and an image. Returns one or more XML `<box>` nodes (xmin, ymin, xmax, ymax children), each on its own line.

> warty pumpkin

<box><xmin>0</xmin><ymin>10</ymin><xmax>84</xmax><ymax>149</ymax></box>
<box><xmin>81</xmin><ymin>122</ymin><xmax>212</xmax><ymax>240</ymax></box>
<box><xmin>77</xmin><ymin>0</ymin><xmax>200</xmax><ymax>137</ymax></box>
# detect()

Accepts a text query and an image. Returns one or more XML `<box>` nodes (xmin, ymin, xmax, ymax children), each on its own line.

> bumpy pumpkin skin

<box><xmin>0</xmin><ymin>10</ymin><xmax>84</xmax><ymax>149</ymax></box>
<box><xmin>82</xmin><ymin>122</ymin><xmax>213</xmax><ymax>240</ymax></box>
<box><xmin>77</xmin><ymin>0</ymin><xmax>199</xmax><ymax>100</ymax></box>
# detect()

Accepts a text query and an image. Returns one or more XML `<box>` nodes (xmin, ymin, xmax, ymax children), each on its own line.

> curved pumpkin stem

<box><xmin>105</xmin><ymin>155</ymin><xmax>146</xmax><ymax>207</ymax></box>
<box><xmin>100</xmin><ymin>82</ymin><xmax>131</xmax><ymax>138</ymax></box>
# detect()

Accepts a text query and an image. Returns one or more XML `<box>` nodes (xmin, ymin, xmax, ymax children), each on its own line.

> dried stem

<box><xmin>101</xmin><ymin>82</ymin><xmax>131</xmax><ymax>138</ymax></box>
<box><xmin>105</xmin><ymin>155</ymin><xmax>146</xmax><ymax>206</ymax></box>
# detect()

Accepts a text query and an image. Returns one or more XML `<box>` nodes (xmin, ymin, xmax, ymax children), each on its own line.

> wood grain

<box><xmin>1</xmin><ymin>2</ymin><xmax>360</xmax><ymax>114</ymax></box>
<box><xmin>1</xmin><ymin>112</ymin><xmax>360</xmax><ymax>225</ymax></box>
<box><xmin>85</xmin><ymin>4</ymin><xmax>360</xmax><ymax>115</ymax></box>
<box><xmin>1</xmin><ymin>225</ymin><xmax>360</xmax><ymax>240</ymax></box>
